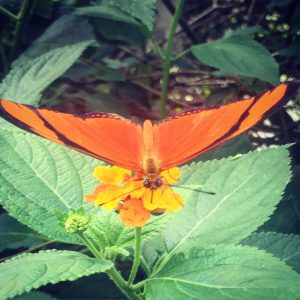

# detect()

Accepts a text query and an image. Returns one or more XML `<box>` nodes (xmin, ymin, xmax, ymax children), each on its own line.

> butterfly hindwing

<box><xmin>0</xmin><ymin>99</ymin><xmax>143</xmax><ymax>171</ymax></box>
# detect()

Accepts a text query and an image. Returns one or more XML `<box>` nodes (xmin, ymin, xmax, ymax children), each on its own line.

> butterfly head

<box><xmin>143</xmin><ymin>174</ymin><xmax>163</xmax><ymax>190</ymax></box>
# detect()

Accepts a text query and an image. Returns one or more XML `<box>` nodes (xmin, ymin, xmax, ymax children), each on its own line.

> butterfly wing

<box><xmin>0</xmin><ymin>99</ymin><xmax>143</xmax><ymax>171</ymax></box>
<box><xmin>154</xmin><ymin>83</ymin><xmax>299</xmax><ymax>170</ymax></box>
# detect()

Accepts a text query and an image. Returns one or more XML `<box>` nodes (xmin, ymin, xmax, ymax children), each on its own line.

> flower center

<box><xmin>143</xmin><ymin>174</ymin><xmax>163</xmax><ymax>190</ymax></box>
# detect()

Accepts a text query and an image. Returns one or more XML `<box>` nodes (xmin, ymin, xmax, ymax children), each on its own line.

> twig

<box><xmin>10</xmin><ymin>0</ymin><xmax>35</xmax><ymax>60</ymax></box>
<box><xmin>0</xmin><ymin>5</ymin><xmax>18</xmax><ymax>21</ymax></box>
<box><xmin>0</xmin><ymin>38</ymin><xmax>8</xmax><ymax>74</ymax></box>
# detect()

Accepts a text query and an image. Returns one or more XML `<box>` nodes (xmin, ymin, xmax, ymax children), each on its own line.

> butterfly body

<box><xmin>0</xmin><ymin>82</ymin><xmax>298</xmax><ymax>175</ymax></box>
<box><xmin>141</xmin><ymin>120</ymin><xmax>161</xmax><ymax>175</ymax></box>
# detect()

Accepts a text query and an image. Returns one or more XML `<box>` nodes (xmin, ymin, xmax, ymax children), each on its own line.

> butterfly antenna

<box><xmin>99</xmin><ymin>186</ymin><xmax>144</xmax><ymax>207</ymax></box>
<box><xmin>168</xmin><ymin>184</ymin><xmax>215</xmax><ymax>195</ymax></box>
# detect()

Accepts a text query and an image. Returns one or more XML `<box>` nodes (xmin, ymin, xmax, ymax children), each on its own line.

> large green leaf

<box><xmin>18</xmin><ymin>14</ymin><xmax>94</xmax><ymax>63</ymax></box>
<box><xmin>191</xmin><ymin>35</ymin><xmax>280</xmax><ymax>84</ymax></box>
<box><xmin>162</xmin><ymin>146</ymin><xmax>290</xmax><ymax>254</ymax></box>
<box><xmin>0</xmin><ymin>14</ymin><xmax>93</xmax><ymax>130</ymax></box>
<box><xmin>0</xmin><ymin>129</ymin><xmax>102</xmax><ymax>243</ymax></box>
<box><xmin>0</xmin><ymin>250</ymin><xmax>112</xmax><ymax>300</ymax></box>
<box><xmin>77</xmin><ymin>5</ymin><xmax>141</xmax><ymax>26</ymax></box>
<box><xmin>145</xmin><ymin>245</ymin><xmax>300</xmax><ymax>300</ymax></box>
<box><xmin>77</xmin><ymin>5</ymin><xmax>146</xmax><ymax>48</ymax></box>
<box><xmin>242</xmin><ymin>232</ymin><xmax>300</xmax><ymax>273</ymax></box>
<box><xmin>0</xmin><ymin>214</ymin><xmax>45</xmax><ymax>253</ymax></box>
<box><xmin>0</xmin><ymin>40</ymin><xmax>93</xmax><ymax>105</ymax></box>
<box><xmin>107</xmin><ymin>0</ymin><xmax>158</xmax><ymax>30</ymax></box>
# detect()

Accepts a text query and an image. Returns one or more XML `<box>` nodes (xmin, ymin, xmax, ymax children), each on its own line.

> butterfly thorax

<box><xmin>143</xmin><ymin>173</ymin><xmax>163</xmax><ymax>190</ymax></box>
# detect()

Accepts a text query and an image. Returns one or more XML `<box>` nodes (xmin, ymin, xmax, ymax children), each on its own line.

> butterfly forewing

<box><xmin>154</xmin><ymin>83</ymin><xmax>299</xmax><ymax>170</ymax></box>
<box><xmin>0</xmin><ymin>99</ymin><xmax>143</xmax><ymax>171</ymax></box>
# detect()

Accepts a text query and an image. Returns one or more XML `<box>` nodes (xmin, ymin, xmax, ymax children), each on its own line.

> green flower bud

<box><xmin>64</xmin><ymin>214</ymin><xmax>89</xmax><ymax>233</ymax></box>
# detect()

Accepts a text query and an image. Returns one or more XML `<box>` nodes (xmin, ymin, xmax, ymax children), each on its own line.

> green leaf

<box><xmin>93</xmin><ymin>19</ymin><xmax>146</xmax><ymax>48</ymax></box>
<box><xmin>242</xmin><ymin>232</ymin><xmax>300</xmax><ymax>273</ymax></box>
<box><xmin>0</xmin><ymin>214</ymin><xmax>45</xmax><ymax>253</ymax></box>
<box><xmin>191</xmin><ymin>35</ymin><xmax>280</xmax><ymax>84</ymax></box>
<box><xmin>224</xmin><ymin>25</ymin><xmax>265</xmax><ymax>37</ymax></box>
<box><xmin>0</xmin><ymin>250</ymin><xmax>112</xmax><ymax>300</ymax></box>
<box><xmin>0</xmin><ymin>129</ymin><xmax>102</xmax><ymax>244</ymax></box>
<box><xmin>163</xmin><ymin>146</ymin><xmax>291</xmax><ymax>254</ymax></box>
<box><xmin>0</xmin><ymin>40</ymin><xmax>93</xmax><ymax>105</ymax></box>
<box><xmin>196</xmin><ymin>134</ymin><xmax>252</xmax><ymax>162</ymax></box>
<box><xmin>107</xmin><ymin>0</ymin><xmax>158</xmax><ymax>30</ymax></box>
<box><xmin>77</xmin><ymin>5</ymin><xmax>141</xmax><ymax>27</ymax></box>
<box><xmin>77</xmin><ymin>4</ymin><xmax>146</xmax><ymax>48</ymax></box>
<box><xmin>20</xmin><ymin>14</ymin><xmax>94</xmax><ymax>61</ymax></box>
<box><xmin>259</xmin><ymin>164</ymin><xmax>300</xmax><ymax>233</ymax></box>
<box><xmin>145</xmin><ymin>245</ymin><xmax>300</xmax><ymax>300</ymax></box>
<box><xmin>86</xmin><ymin>209</ymin><xmax>169</xmax><ymax>249</ymax></box>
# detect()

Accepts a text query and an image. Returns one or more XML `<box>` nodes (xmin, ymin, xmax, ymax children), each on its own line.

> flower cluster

<box><xmin>85</xmin><ymin>166</ymin><xmax>185</xmax><ymax>227</ymax></box>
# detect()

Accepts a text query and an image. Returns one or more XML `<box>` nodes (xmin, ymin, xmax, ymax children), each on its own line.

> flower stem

<box><xmin>127</xmin><ymin>227</ymin><xmax>142</xmax><ymax>287</ymax></box>
<box><xmin>79</xmin><ymin>233</ymin><xmax>144</xmax><ymax>300</ymax></box>
<box><xmin>160</xmin><ymin>0</ymin><xmax>185</xmax><ymax>119</ymax></box>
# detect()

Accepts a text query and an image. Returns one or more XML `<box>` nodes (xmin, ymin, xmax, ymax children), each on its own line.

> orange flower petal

<box><xmin>119</xmin><ymin>198</ymin><xmax>151</xmax><ymax>227</ymax></box>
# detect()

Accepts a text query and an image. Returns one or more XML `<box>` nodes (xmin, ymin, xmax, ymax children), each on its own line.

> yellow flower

<box><xmin>85</xmin><ymin>165</ymin><xmax>185</xmax><ymax>227</ymax></box>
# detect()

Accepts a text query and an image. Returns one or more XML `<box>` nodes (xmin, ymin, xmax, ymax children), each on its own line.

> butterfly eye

<box><xmin>156</xmin><ymin>177</ymin><xmax>163</xmax><ymax>188</ymax></box>
<box><xmin>143</xmin><ymin>178</ymin><xmax>151</xmax><ymax>188</ymax></box>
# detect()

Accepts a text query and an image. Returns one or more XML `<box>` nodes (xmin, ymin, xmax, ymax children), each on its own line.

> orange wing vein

<box><xmin>0</xmin><ymin>100</ymin><xmax>143</xmax><ymax>171</ymax></box>
<box><xmin>154</xmin><ymin>82</ymin><xmax>299</xmax><ymax>170</ymax></box>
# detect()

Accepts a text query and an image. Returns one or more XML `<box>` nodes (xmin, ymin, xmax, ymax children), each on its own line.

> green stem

<box><xmin>132</xmin><ymin>280</ymin><xmax>146</xmax><ymax>291</ymax></box>
<box><xmin>127</xmin><ymin>227</ymin><xmax>142</xmax><ymax>287</ymax></box>
<box><xmin>150</xmin><ymin>36</ymin><xmax>165</xmax><ymax>60</ymax></box>
<box><xmin>107</xmin><ymin>267</ymin><xmax>144</xmax><ymax>300</ymax></box>
<box><xmin>10</xmin><ymin>0</ymin><xmax>33</xmax><ymax>60</ymax></box>
<box><xmin>160</xmin><ymin>0</ymin><xmax>185</xmax><ymax>118</ymax></box>
<box><xmin>0</xmin><ymin>5</ymin><xmax>18</xmax><ymax>21</ymax></box>
<box><xmin>79</xmin><ymin>233</ymin><xmax>143</xmax><ymax>300</ymax></box>
<box><xmin>78</xmin><ymin>233</ymin><xmax>101</xmax><ymax>258</ymax></box>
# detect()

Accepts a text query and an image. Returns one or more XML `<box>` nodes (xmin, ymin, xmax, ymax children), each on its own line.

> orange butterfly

<box><xmin>0</xmin><ymin>83</ymin><xmax>298</xmax><ymax>189</ymax></box>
